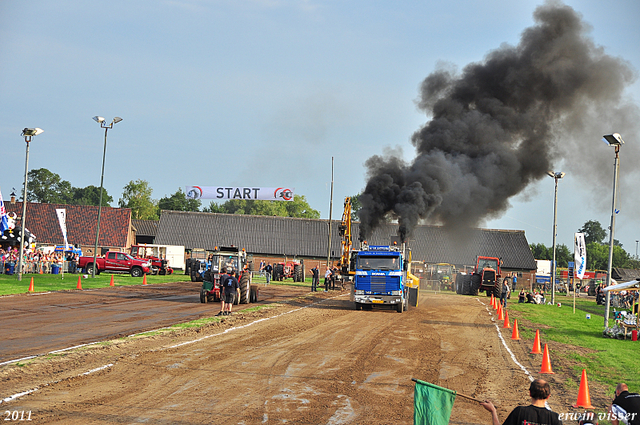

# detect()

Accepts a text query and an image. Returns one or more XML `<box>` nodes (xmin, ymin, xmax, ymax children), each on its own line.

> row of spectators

<box><xmin>1</xmin><ymin>247</ymin><xmax>79</xmax><ymax>274</ymax></box>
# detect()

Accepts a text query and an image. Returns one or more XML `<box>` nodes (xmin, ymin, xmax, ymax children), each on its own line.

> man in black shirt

<box><xmin>310</xmin><ymin>266</ymin><xmax>319</xmax><ymax>292</ymax></box>
<box><xmin>222</xmin><ymin>270</ymin><xmax>239</xmax><ymax>316</ymax></box>
<box><xmin>264</xmin><ymin>263</ymin><xmax>273</xmax><ymax>284</ymax></box>
<box><xmin>610</xmin><ymin>383</ymin><xmax>640</xmax><ymax>425</ymax></box>
<box><xmin>481</xmin><ymin>379</ymin><xmax>561</xmax><ymax>425</ymax></box>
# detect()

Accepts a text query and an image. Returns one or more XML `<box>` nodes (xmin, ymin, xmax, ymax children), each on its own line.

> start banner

<box><xmin>185</xmin><ymin>186</ymin><xmax>294</xmax><ymax>201</ymax></box>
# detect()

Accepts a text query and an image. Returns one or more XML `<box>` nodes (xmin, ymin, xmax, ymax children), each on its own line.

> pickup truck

<box><xmin>78</xmin><ymin>251</ymin><xmax>152</xmax><ymax>277</ymax></box>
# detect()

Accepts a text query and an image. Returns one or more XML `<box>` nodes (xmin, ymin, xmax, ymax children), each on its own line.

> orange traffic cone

<box><xmin>503</xmin><ymin>311</ymin><xmax>511</xmax><ymax>328</ymax></box>
<box><xmin>540</xmin><ymin>344</ymin><xmax>554</xmax><ymax>374</ymax></box>
<box><xmin>511</xmin><ymin>319</ymin><xmax>521</xmax><ymax>340</ymax></box>
<box><xmin>77</xmin><ymin>275</ymin><xmax>83</xmax><ymax>290</ymax></box>
<box><xmin>28</xmin><ymin>277</ymin><xmax>34</xmax><ymax>292</ymax></box>
<box><xmin>573</xmin><ymin>369</ymin><xmax>594</xmax><ymax>408</ymax></box>
<box><xmin>110</xmin><ymin>275</ymin><xmax>115</xmax><ymax>287</ymax></box>
<box><xmin>498</xmin><ymin>304</ymin><xmax>504</xmax><ymax>321</ymax></box>
<box><xmin>493</xmin><ymin>297</ymin><xmax>498</xmax><ymax>310</ymax></box>
<box><xmin>490</xmin><ymin>295</ymin><xmax>495</xmax><ymax>308</ymax></box>
<box><xmin>531</xmin><ymin>329</ymin><xmax>542</xmax><ymax>354</ymax></box>
<box><xmin>143</xmin><ymin>274</ymin><xmax>147</xmax><ymax>285</ymax></box>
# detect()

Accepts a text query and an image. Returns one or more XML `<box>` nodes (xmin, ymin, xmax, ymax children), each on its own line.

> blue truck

<box><xmin>351</xmin><ymin>243</ymin><xmax>413</xmax><ymax>312</ymax></box>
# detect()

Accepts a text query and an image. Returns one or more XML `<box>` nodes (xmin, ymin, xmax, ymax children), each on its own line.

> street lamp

<box><xmin>18</xmin><ymin>127</ymin><xmax>44</xmax><ymax>281</ymax></box>
<box><xmin>90</xmin><ymin>116</ymin><xmax>122</xmax><ymax>278</ymax></box>
<box><xmin>602</xmin><ymin>132</ymin><xmax>624</xmax><ymax>329</ymax></box>
<box><xmin>547</xmin><ymin>170</ymin><xmax>565</xmax><ymax>305</ymax></box>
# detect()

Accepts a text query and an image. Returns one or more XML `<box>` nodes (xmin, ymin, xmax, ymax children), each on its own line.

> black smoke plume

<box><xmin>358</xmin><ymin>2</ymin><xmax>638</xmax><ymax>242</ymax></box>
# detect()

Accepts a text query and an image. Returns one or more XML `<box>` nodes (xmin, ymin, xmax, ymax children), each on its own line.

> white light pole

<box><xmin>18</xmin><ymin>128</ymin><xmax>44</xmax><ymax>281</ymax></box>
<box><xmin>547</xmin><ymin>170</ymin><xmax>565</xmax><ymax>305</ymax></box>
<box><xmin>91</xmin><ymin>116</ymin><xmax>122</xmax><ymax>278</ymax></box>
<box><xmin>602</xmin><ymin>133</ymin><xmax>624</xmax><ymax>329</ymax></box>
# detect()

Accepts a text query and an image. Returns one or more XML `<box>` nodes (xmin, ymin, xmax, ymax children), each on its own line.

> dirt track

<box><xmin>1</xmin><ymin>287</ymin><xmax>600</xmax><ymax>424</ymax></box>
<box><xmin>0</xmin><ymin>282</ymin><xmax>304</xmax><ymax>364</ymax></box>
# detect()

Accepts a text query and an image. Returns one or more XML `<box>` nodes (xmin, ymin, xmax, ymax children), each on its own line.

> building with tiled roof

<box><xmin>132</xmin><ymin>220</ymin><xmax>158</xmax><ymax>244</ymax></box>
<box><xmin>4</xmin><ymin>202</ymin><xmax>134</xmax><ymax>255</ymax></box>
<box><xmin>155</xmin><ymin>210</ymin><xmax>536</xmax><ymax>272</ymax></box>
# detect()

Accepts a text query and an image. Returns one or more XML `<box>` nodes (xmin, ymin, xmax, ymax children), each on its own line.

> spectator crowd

<box><xmin>1</xmin><ymin>247</ymin><xmax>79</xmax><ymax>275</ymax></box>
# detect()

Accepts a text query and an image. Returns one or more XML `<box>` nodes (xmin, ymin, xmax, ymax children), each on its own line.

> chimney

<box><xmin>10</xmin><ymin>190</ymin><xmax>16</xmax><ymax>204</ymax></box>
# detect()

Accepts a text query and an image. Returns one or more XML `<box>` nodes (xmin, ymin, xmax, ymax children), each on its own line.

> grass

<box><xmin>251</xmin><ymin>275</ymin><xmax>313</xmax><ymax>288</ymax></box>
<box><xmin>0</xmin><ymin>271</ymin><xmax>317</xmax><ymax>296</ymax></box>
<box><xmin>0</xmin><ymin>272</ymin><xmax>190</xmax><ymax>295</ymax></box>
<box><xmin>507</xmin><ymin>294</ymin><xmax>640</xmax><ymax>392</ymax></box>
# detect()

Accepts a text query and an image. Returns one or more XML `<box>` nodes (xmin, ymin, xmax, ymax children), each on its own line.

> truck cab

<box><xmin>351</xmin><ymin>244</ymin><xmax>408</xmax><ymax>312</ymax></box>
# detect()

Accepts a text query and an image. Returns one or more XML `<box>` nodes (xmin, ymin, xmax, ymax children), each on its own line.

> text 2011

<box><xmin>3</xmin><ymin>411</ymin><xmax>32</xmax><ymax>421</ymax></box>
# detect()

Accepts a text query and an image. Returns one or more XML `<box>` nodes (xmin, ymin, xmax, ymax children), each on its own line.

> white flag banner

<box><xmin>185</xmin><ymin>186</ymin><xmax>294</xmax><ymax>201</ymax></box>
<box><xmin>56</xmin><ymin>208</ymin><xmax>69</xmax><ymax>248</ymax></box>
<box><xmin>0</xmin><ymin>187</ymin><xmax>8</xmax><ymax>234</ymax></box>
<box><xmin>574</xmin><ymin>232</ymin><xmax>587</xmax><ymax>279</ymax></box>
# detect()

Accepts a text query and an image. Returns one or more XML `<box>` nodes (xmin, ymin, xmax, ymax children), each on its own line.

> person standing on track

<box><xmin>310</xmin><ymin>265</ymin><xmax>319</xmax><ymax>292</ymax></box>
<box><xmin>481</xmin><ymin>379</ymin><xmax>561</xmax><ymax>425</ymax></box>
<box><xmin>216</xmin><ymin>267</ymin><xmax>230</xmax><ymax>316</ymax></box>
<box><xmin>324</xmin><ymin>267</ymin><xmax>331</xmax><ymax>292</ymax></box>
<box><xmin>501</xmin><ymin>274</ymin><xmax>511</xmax><ymax>307</ymax></box>
<box><xmin>222</xmin><ymin>270</ymin><xmax>239</xmax><ymax>316</ymax></box>
<box><xmin>264</xmin><ymin>263</ymin><xmax>272</xmax><ymax>284</ymax></box>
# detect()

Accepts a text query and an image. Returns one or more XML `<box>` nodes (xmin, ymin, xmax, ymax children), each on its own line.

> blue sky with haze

<box><xmin>1</xmin><ymin>0</ymin><xmax>639</xmax><ymax>256</ymax></box>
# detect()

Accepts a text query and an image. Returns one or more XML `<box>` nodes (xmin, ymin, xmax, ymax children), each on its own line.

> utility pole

<box><xmin>327</xmin><ymin>157</ymin><xmax>334</xmax><ymax>268</ymax></box>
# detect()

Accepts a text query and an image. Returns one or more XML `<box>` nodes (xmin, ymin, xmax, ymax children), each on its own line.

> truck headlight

<box><xmin>355</xmin><ymin>290</ymin><xmax>365</xmax><ymax>295</ymax></box>
<box><xmin>391</xmin><ymin>290</ymin><xmax>401</xmax><ymax>296</ymax></box>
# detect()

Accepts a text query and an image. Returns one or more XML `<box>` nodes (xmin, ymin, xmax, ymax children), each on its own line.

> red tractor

<box><xmin>272</xmin><ymin>261</ymin><xmax>304</xmax><ymax>282</ymax></box>
<box><xmin>456</xmin><ymin>256</ymin><xmax>502</xmax><ymax>297</ymax></box>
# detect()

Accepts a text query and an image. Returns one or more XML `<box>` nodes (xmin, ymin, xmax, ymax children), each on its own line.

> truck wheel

<box><xmin>462</xmin><ymin>275</ymin><xmax>472</xmax><ymax>295</ymax></box>
<box><xmin>200</xmin><ymin>287</ymin><xmax>207</xmax><ymax>303</ymax></box>
<box><xmin>396</xmin><ymin>301</ymin><xmax>403</xmax><ymax>313</ymax></box>
<box><xmin>250</xmin><ymin>285</ymin><xmax>258</xmax><ymax>303</ymax></box>
<box><xmin>274</xmin><ymin>264</ymin><xmax>284</xmax><ymax>281</ymax></box>
<box><xmin>455</xmin><ymin>274</ymin><xmax>463</xmax><ymax>294</ymax></box>
<box><xmin>355</xmin><ymin>302</ymin><xmax>363</xmax><ymax>310</ymax></box>
<box><xmin>470</xmin><ymin>274</ymin><xmax>481</xmax><ymax>296</ymax></box>
<box><xmin>293</xmin><ymin>264</ymin><xmax>302</xmax><ymax>282</ymax></box>
<box><xmin>239</xmin><ymin>272</ymin><xmax>250</xmax><ymax>304</ymax></box>
<box><xmin>190</xmin><ymin>263</ymin><xmax>197</xmax><ymax>282</ymax></box>
<box><xmin>185</xmin><ymin>258</ymin><xmax>191</xmax><ymax>275</ymax></box>
<box><xmin>131</xmin><ymin>267</ymin><xmax>143</xmax><ymax>278</ymax></box>
<box><xmin>85</xmin><ymin>264</ymin><xmax>101</xmax><ymax>275</ymax></box>
<box><xmin>493</xmin><ymin>279</ymin><xmax>502</xmax><ymax>298</ymax></box>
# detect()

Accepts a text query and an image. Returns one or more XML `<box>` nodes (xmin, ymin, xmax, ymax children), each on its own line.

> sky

<box><xmin>1</xmin><ymin>0</ymin><xmax>639</xmax><ymax>257</ymax></box>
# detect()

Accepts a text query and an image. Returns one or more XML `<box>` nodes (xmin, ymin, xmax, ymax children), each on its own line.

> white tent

<box><xmin>602</xmin><ymin>279</ymin><xmax>640</xmax><ymax>292</ymax></box>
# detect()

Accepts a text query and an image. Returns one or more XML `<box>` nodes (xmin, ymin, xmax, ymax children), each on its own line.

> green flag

<box><xmin>414</xmin><ymin>379</ymin><xmax>457</xmax><ymax>425</ymax></box>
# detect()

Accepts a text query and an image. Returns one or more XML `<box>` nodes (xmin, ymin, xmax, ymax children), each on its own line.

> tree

<box><xmin>555</xmin><ymin>244</ymin><xmax>572</xmax><ymax>268</ymax></box>
<box><xmin>284</xmin><ymin>195</ymin><xmax>320</xmax><ymax>219</ymax></box>
<box><xmin>349</xmin><ymin>194</ymin><xmax>361</xmax><ymax>222</ymax></box>
<box><xmin>529</xmin><ymin>243</ymin><xmax>550</xmax><ymax>260</ymax></box>
<box><xmin>119</xmin><ymin>179</ymin><xmax>158</xmax><ymax>220</ymax></box>
<box><xmin>201</xmin><ymin>195</ymin><xmax>320</xmax><ymax>219</ymax></box>
<box><xmin>157</xmin><ymin>188</ymin><xmax>201</xmax><ymax>212</ymax></box>
<box><xmin>578</xmin><ymin>220</ymin><xmax>607</xmax><ymax>245</ymax></box>
<box><xmin>26</xmin><ymin>168</ymin><xmax>73</xmax><ymax>204</ymax></box>
<box><xmin>71</xmin><ymin>185</ymin><xmax>113</xmax><ymax>206</ymax></box>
